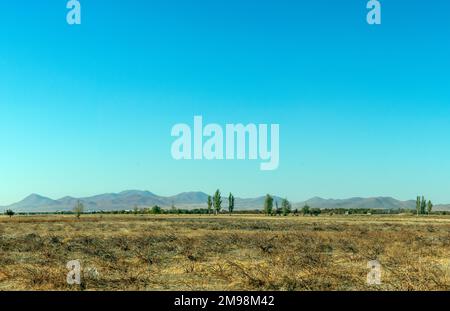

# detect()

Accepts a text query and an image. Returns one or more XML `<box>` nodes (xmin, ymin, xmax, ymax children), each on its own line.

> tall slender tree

<box><xmin>427</xmin><ymin>200</ymin><xmax>433</xmax><ymax>215</ymax></box>
<box><xmin>228</xmin><ymin>193</ymin><xmax>235</xmax><ymax>215</ymax></box>
<box><xmin>213</xmin><ymin>189</ymin><xmax>222</xmax><ymax>215</ymax></box>
<box><xmin>416</xmin><ymin>196</ymin><xmax>421</xmax><ymax>216</ymax></box>
<box><xmin>420</xmin><ymin>196</ymin><xmax>427</xmax><ymax>215</ymax></box>
<box><xmin>264</xmin><ymin>194</ymin><xmax>273</xmax><ymax>216</ymax></box>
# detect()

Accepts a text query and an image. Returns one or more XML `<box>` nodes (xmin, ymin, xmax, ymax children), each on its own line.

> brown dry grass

<box><xmin>1</xmin><ymin>214</ymin><xmax>450</xmax><ymax>291</ymax></box>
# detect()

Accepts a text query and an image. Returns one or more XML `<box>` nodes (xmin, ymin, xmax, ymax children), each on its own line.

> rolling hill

<box><xmin>2</xmin><ymin>191</ymin><xmax>448</xmax><ymax>212</ymax></box>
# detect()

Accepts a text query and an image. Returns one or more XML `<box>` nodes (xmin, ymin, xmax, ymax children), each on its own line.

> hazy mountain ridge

<box><xmin>2</xmin><ymin>191</ymin><xmax>449</xmax><ymax>212</ymax></box>
<box><xmin>295</xmin><ymin>196</ymin><xmax>417</xmax><ymax>210</ymax></box>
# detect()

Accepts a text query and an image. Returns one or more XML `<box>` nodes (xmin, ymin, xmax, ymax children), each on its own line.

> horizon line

<box><xmin>1</xmin><ymin>190</ymin><xmax>446</xmax><ymax>207</ymax></box>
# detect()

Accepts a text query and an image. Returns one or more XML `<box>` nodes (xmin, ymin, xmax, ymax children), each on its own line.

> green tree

<box><xmin>420</xmin><ymin>196</ymin><xmax>427</xmax><ymax>215</ymax></box>
<box><xmin>5</xmin><ymin>209</ymin><xmax>15</xmax><ymax>218</ymax></box>
<box><xmin>281</xmin><ymin>198</ymin><xmax>292</xmax><ymax>216</ymax></box>
<box><xmin>263</xmin><ymin>194</ymin><xmax>273</xmax><ymax>215</ymax></box>
<box><xmin>427</xmin><ymin>200</ymin><xmax>433</xmax><ymax>215</ymax></box>
<box><xmin>228</xmin><ymin>193</ymin><xmax>235</xmax><ymax>215</ymax></box>
<box><xmin>73</xmin><ymin>200</ymin><xmax>84</xmax><ymax>219</ymax></box>
<box><xmin>213</xmin><ymin>189</ymin><xmax>222</xmax><ymax>215</ymax></box>
<box><xmin>416</xmin><ymin>196</ymin><xmax>421</xmax><ymax>216</ymax></box>
<box><xmin>301</xmin><ymin>204</ymin><xmax>311</xmax><ymax>216</ymax></box>
<box><xmin>151</xmin><ymin>205</ymin><xmax>162</xmax><ymax>214</ymax></box>
<box><xmin>311</xmin><ymin>208</ymin><xmax>321</xmax><ymax>216</ymax></box>
<box><xmin>133</xmin><ymin>205</ymin><xmax>139</xmax><ymax>215</ymax></box>
<box><xmin>207</xmin><ymin>195</ymin><xmax>213</xmax><ymax>215</ymax></box>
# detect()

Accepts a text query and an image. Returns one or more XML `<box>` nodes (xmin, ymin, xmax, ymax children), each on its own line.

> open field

<box><xmin>1</xmin><ymin>214</ymin><xmax>450</xmax><ymax>290</ymax></box>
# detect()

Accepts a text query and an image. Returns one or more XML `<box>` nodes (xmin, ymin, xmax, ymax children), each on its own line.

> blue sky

<box><xmin>1</xmin><ymin>0</ymin><xmax>449</xmax><ymax>205</ymax></box>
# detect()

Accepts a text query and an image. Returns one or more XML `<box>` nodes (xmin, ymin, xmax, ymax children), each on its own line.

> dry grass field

<box><xmin>1</xmin><ymin>214</ymin><xmax>450</xmax><ymax>291</ymax></box>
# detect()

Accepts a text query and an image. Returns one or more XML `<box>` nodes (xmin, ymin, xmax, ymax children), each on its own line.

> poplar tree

<box><xmin>264</xmin><ymin>194</ymin><xmax>273</xmax><ymax>215</ymax></box>
<box><xmin>416</xmin><ymin>196</ymin><xmax>421</xmax><ymax>216</ymax></box>
<box><xmin>213</xmin><ymin>189</ymin><xmax>222</xmax><ymax>215</ymax></box>
<box><xmin>228</xmin><ymin>193</ymin><xmax>235</xmax><ymax>215</ymax></box>
<box><xmin>420</xmin><ymin>196</ymin><xmax>426</xmax><ymax>215</ymax></box>
<box><xmin>427</xmin><ymin>200</ymin><xmax>433</xmax><ymax>215</ymax></box>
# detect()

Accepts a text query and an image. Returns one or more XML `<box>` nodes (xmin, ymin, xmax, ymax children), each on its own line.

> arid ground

<box><xmin>1</xmin><ymin>214</ymin><xmax>449</xmax><ymax>290</ymax></box>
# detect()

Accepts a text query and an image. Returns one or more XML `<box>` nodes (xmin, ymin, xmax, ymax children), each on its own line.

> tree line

<box><xmin>262</xmin><ymin>194</ymin><xmax>321</xmax><ymax>216</ymax></box>
<box><xmin>205</xmin><ymin>190</ymin><xmax>320</xmax><ymax>216</ymax></box>
<box><xmin>416</xmin><ymin>196</ymin><xmax>433</xmax><ymax>215</ymax></box>
<box><xmin>2</xmin><ymin>193</ymin><xmax>441</xmax><ymax>217</ymax></box>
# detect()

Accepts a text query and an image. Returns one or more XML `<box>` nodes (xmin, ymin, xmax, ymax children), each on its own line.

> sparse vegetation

<box><xmin>0</xmin><ymin>214</ymin><xmax>449</xmax><ymax>290</ymax></box>
<box><xmin>73</xmin><ymin>201</ymin><xmax>84</xmax><ymax>219</ymax></box>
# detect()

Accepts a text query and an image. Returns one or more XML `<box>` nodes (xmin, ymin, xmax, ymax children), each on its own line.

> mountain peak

<box><xmin>13</xmin><ymin>193</ymin><xmax>57</xmax><ymax>209</ymax></box>
<box><xmin>119</xmin><ymin>190</ymin><xmax>155</xmax><ymax>196</ymax></box>
<box><xmin>22</xmin><ymin>193</ymin><xmax>53</xmax><ymax>201</ymax></box>
<box><xmin>25</xmin><ymin>193</ymin><xmax>47</xmax><ymax>199</ymax></box>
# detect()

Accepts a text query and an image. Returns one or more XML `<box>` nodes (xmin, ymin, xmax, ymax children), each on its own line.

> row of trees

<box><xmin>206</xmin><ymin>190</ymin><xmax>320</xmax><ymax>216</ymax></box>
<box><xmin>416</xmin><ymin>196</ymin><xmax>433</xmax><ymax>215</ymax></box>
<box><xmin>206</xmin><ymin>190</ymin><xmax>235</xmax><ymax>215</ymax></box>
<box><xmin>68</xmin><ymin>194</ymin><xmax>435</xmax><ymax>217</ymax></box>
<box><xmin>263</xmin><ymin>194</ymin><xmax>321</xmax><ymax>216</ymax></box>
<box><xmin>2</xmin><ymin>195</ymin><xmax>438</xmax><ymax>217</ymax></box>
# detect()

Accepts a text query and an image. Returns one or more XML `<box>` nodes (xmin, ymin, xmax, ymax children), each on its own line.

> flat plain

<box><xmin>1</xmin><ymin>214</ymin><xmax>449</xmax><ymax>290</ymax></box>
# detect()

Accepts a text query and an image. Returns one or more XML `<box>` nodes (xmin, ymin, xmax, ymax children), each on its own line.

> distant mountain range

<box><xmin>1</xmin><ymin>191</ymin><xmax>449</xmax><ymax>212</ymax></box>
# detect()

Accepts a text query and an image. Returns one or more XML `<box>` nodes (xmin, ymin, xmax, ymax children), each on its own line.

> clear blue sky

<box><xmin>1</xmin><ymin>0</ymin><xmax>449</xmax><ymax>205</ymax></box>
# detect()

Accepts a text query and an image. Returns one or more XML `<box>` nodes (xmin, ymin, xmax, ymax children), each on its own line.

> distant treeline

<box><xmin>4</xmin><ymin>192</ymin><xmax>447</xmax><ymax>217</ymax></box>
<box><xmin>9</xmin><ymin>207</ymin><xmax>450</xmax><ymax>216</ymax></box>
